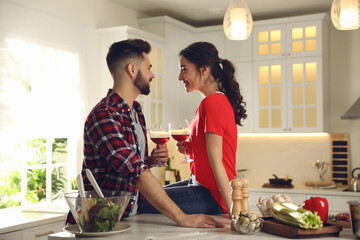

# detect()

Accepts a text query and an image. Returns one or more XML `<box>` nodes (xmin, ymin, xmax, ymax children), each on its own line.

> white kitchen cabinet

<box><xmin>21</xmin><ymin>221</ymin><xmax>64</xmax><ymax>240</ymax></box>
<box><xmin>253</xmin><ymin>14</ymin><xmax>327</xmax><ymax>61</ymax></box>
<box><xmin>252</xmin><ymin>14</ymin><xmax>330</xmax><ymax>133</ymax></box>
<box><xmin>98</xmin><ymin>26</ymin><xmax>166</xmax><ymax>125</ymax></box>
<box><xmin>0</xmin><ymin>230</ymin><xmax>22</xmax><ymax>240</ymax></box>
<box><xmin>253</xmin><ymin>56</ymin><xmax>327</xmax><ymax>132</ymax></box>
<box><xmin>0</xmin><ymin>221</ymin><xmax>64</xmax><ymax>240</ymax></box>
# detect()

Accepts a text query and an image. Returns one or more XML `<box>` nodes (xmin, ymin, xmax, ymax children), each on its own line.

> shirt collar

<box><xmin>107</xmin><ymin>89</ymin><xmax>143</xmax><ymax>113</ymax></box>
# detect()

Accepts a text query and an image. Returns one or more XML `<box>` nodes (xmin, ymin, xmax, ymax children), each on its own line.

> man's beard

<box><xmin>134</xmin><ymin>70</ymin><xmax>150</xmax><ymax>95</ymax></box>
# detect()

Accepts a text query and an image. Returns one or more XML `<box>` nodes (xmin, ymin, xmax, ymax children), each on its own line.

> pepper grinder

<box><xmin>241</xmin><ymin>177</ymin><xmax>250</xmax><ymax>213</ymax></box>
<box><xmin>230</xmin><ymin>177</ymin><xmax>243</xmax><ymax>231</ymax></box>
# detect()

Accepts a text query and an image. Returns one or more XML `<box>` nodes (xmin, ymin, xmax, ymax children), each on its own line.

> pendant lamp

<box><xmin>223</xmin><ymin>0</ymin><xmax>253</xmax><ymax>40</ymax></box>
<box><xmin>331</xmin><ymin>0</ymin><xmax>360</xmax><ymax>30</ymax></box>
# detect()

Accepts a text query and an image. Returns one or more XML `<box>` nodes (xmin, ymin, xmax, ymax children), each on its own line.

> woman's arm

<box><xmin>205</xmin><ymin>132</ymin><xmax>232</xmax><ymax>215</ymax></box>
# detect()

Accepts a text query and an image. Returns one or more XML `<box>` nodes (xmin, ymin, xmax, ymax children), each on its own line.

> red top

<box><xmin>189</xmin><ymin>92</ymin><xmax>237</xmax><ymax>213</ymax></box>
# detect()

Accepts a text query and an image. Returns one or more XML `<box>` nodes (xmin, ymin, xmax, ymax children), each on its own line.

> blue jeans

<box><xmin>138</xmin><ymin>177</ymin><xmax>224</xmax><ymax>215</ymax></box>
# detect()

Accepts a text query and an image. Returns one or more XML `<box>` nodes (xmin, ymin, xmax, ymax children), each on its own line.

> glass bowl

<box><xmin>232</xmin><ymin>212</ymin><xmax>264</xmax><ymax>234</ymax></box>
<box><xmin>256</xmin><ymin>204</ymin><xmax>272</xmax><ymax>217</ymax></box>
<box><xmin>64</xmin><ymin>190</ymin><xmax>131</xmax><ymax>232</ymax></box>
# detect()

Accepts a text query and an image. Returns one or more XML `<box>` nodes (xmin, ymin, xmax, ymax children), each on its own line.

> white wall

<box><xmin>0</xmin><ymin>0</ymin><xmax>148</xmax><ymax>172</ymax></box>
<box><xmin>1</xmin><ymin>0</ymin><xmax>147</xmax><ymax>107</ymax></box>
<box><xmin>329</xmin><ymin>26</ymin><xmax>360</xmax><ymax>171</ymax></box>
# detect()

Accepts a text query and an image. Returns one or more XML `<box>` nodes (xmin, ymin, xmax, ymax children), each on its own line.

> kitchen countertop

<box><xmin>48</xmin><ymin>214</ymin><xmax>356</xmax><ymax>240</ymax></box>
<box><xmin>0</xmin><ymin>208</ymin><xmax>66</xmax><ymax>234</ymax></box>
<box><xmin>249</xmin><ymin>184</ymin><xmax>360</xmax><ymax>196</ymax></box>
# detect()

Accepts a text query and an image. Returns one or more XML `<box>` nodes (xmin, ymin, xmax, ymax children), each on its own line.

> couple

<box><xmin>66</xmin><ymin>39</ymin><xmax>247</xmax><ymax>228</ymax></box>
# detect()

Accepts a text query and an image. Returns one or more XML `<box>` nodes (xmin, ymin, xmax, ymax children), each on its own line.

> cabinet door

<box><xmin>286</xmin><ymin>21</ymin><xmax>322</xmax><ymax>58</ymax></box>
<box><xmin>286</xmin><ymin>57</ymin><xmax>323</xmax><ymax>132</ymax></box>
<box><xmin>235</xmin><ymin>62</ymin><xmax>253</xmax><ymax>133</ymax></box>
<box><xmin>131</xmin><ymin>35</ymin><xmax>165</xmax><ymax>125</ymax></box>
<box><xmin>253</xmin><ymin>60</ymin><xmax>287</xmax><ymax>133</ymax></box>
<box><xmin>253</xmin><ymin>24</ymin><xmax>287</xmax><ymax>61</ymax></box>
<box><xmin>22</xmin><ymin>221</ymin><xmax>64</xmax><ymax>240</ymax></box>
<box><xmin>0</xmin><ymin>231</ymin><xmax>22</xmax><ymax>240</ymax></box>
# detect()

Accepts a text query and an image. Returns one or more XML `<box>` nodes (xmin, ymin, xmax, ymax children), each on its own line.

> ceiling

<box><xmin>113</xmin><ymin>0</ymin><xmax>333</xmax><ymax>27</ymax></box>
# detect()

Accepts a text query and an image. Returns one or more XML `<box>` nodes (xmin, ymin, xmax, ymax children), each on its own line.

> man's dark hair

<box><xmin>106</xmin><ymin>39</ymin><xmax>151</xmax><ymax>74</ymax></box>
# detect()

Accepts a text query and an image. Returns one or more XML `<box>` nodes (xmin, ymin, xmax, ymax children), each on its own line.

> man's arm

<box><xmin>136</xmin><ymin>170</ymin><xmax>226</xmax><ymax>228</ymax></box>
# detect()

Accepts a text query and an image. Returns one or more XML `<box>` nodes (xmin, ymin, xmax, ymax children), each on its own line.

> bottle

<box><xmin>164</xmin><ymin>157</ymin><xmax>173</xmax><ymax>185</ymax></box>
<box><xmin>176</xmin><ymin>170</ymin><xmax>181</xmax><ymax>182</ymax></box>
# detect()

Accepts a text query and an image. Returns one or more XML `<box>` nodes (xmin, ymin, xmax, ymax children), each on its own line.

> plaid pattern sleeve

<box><xmin>65</xmin><ymin>90</ymin><xmax>151</xmax><ymax>225</ymax></box>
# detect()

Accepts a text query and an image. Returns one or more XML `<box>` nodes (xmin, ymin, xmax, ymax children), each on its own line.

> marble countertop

<box><xmin>0</xmin><ymin>208</ymin><xmax>66</xmax><ymax>234</ymax></box>
<box><xmin>48</xmin><ymin>214</ymin><xmax>356</xmax><ymax>240</ymax></box>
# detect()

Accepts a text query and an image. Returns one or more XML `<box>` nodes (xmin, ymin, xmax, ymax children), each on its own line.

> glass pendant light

<box><xmin>331</xmin><ymin>0</ymin><xmax>360</xmax><ymax>30</ymax></box>
<box><xmin>223</xmin><ymin>0</ymin><xmax>253</xmax><ymax>40</ymax></box>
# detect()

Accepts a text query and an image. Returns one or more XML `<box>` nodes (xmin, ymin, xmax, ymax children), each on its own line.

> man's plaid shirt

<box><xmin>66</xmin><ymin>89</ymin><xmax>150</xmax><ymax>224</ymax></box>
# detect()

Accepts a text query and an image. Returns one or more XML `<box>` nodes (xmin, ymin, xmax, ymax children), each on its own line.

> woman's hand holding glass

<box><xmin>171</xmin><ymin>120</ymin><xmax>193</xmax><ymax>164</ymax></box>
<box><xmin>149</xmin><ymin>123</ymin><xmax>170</xmax><ymax>167</ymax></box>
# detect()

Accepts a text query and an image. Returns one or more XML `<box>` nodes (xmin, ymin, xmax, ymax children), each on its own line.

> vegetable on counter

<box><xmin>258</xmin><ymin>194</ymin><xmax>295</xmax><ymax>208</ymax></box>
<box><xmin>302</xmin><ymin>197</ymin><xmax>329</xmax><ymax>223</ymax></box>
<box><xmin>328</xmin><ymin>212</ymin><xmax>350</xmax><ymax>222</ymax></box>
<box><xmin>78</xmin><ymin>198</ymin><xmax>123</xmax><ymax>232</ymax></box>
<box><xmin>270</xmin><ymin>202</ymin><xmax>323</xmax><ymax>230</ymax></box>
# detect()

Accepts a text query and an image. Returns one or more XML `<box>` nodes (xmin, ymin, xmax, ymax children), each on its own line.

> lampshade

<box><xmin>331</xmin><ymin>0</ymin><xmax>360</xmax><ymax>30</ymax></box>
<box><xmin>223</xmin><ymin>0</ymin><xmax>253</xmax><ymax>40</ymax></box>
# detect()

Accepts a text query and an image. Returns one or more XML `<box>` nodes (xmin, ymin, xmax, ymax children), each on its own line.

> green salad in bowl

<box><xmin>65</xmin><ymin>190</ymin><xmax>131</xmax><ymax>232</ymax></box>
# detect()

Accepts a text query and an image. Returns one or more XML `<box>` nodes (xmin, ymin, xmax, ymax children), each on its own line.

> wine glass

<box><xmin>170</xmin><ymin>120</ymin><xmax>193</xmax><ymax>164</ymax></box>
<box><xmin>149</xmin><ymin>123</ymin><xmax>170</xmax><ymax>167</ymax></box>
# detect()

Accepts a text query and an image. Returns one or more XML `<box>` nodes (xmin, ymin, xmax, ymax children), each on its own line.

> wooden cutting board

<box><xmin>261</xmin><ymin>218</ymin><xmax>343</xmax><ymax>238</ymax></box>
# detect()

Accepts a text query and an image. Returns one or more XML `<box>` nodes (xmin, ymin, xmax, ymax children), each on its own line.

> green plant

<box><xmin>70</xmin><ymin>177</ymin><xmax>78</xmax><ymax>190</ymax></box>
<box><xmin>0</xmin><ymin>138</ymin><xmax>68</xmax><ymax>208</ymax></box>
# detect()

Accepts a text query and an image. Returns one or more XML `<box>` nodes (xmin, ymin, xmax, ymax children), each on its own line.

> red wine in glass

<box><xmin>150</xmin><ymin>137</ymin><xmax>170</xmax><ymax>145</ymax></box>
<box><xmin>171</xmin><ymin>134</ymin><xmax>188</xmax><ymax>142</ymax></box>
<box><xmin>149</xmin><ymin>123</ymin><xmax>171</xmax><ymax>167</ymax></box>
<box><xmin>170</xmin><ymin>120</ymin><xmax>193</xmax><ymax>164</ymax></box>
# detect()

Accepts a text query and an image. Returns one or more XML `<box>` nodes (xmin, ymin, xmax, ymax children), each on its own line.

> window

<box><xmin>0</xmin><ymin>31</ymin><xmax>82</xmax><ymax>209</ymax></box>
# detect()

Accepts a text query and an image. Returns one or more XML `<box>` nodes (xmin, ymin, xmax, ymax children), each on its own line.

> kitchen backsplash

<box><xmin>149</xmin><ymin>133</ymin><xmax>334</xmax><ymax>186</ymax></box>
<box><xmin>236</xmin><ymin>134</ymin><xmax>332</xmax><ymax>185</ymax></box>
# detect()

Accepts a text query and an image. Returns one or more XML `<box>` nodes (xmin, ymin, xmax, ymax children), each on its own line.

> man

<box><xmin>66</xmin><ymin>39</ymin><xmax>225</xmax><ymax>228</ymax></box>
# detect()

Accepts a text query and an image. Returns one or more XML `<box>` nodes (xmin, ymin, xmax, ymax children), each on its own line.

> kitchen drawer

<box><xmin>21</xmin><ymin>221</ymin><xmax>64</xmax><ymax>240</ymax></box>
<box><xmin>0</xmin><ymin>230</ymin><xmax>22</xmax><ymax>240</ymax></box>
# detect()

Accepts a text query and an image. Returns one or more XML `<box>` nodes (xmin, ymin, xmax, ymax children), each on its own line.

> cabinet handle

<box><xmin>35</xmin><ymin>231</ymin><xmax>54</xmax><ymax>238</ymax></box>
<box><xmin>287</xmin><ymin>53</ymin><xmax>290</xmax><ymax>56</ymax></box>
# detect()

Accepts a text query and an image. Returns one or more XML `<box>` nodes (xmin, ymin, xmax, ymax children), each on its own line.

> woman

<box><xmin>139</xmin><ymin>42</ymin><xmax>247</xmax><ymax>215</ymax></box>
